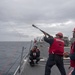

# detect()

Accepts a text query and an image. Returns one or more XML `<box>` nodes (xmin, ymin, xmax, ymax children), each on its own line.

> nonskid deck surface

<box><xmin>21</xmin><ymin>60</ymin><xmax>71</xmax><ymax>75</ymax></box>
<box><xmin>21</xmin><ymin>42</ymin><xmax>71</xmax><ymax>75</ymax></box>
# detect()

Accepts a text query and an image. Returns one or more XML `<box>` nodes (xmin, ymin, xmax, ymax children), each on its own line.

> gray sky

<box><xmin>0</xmin><ymin>0</ymin><xmax>75</xmax><ymax>41</ymax></box>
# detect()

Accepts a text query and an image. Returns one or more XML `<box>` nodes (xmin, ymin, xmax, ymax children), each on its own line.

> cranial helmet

<box><xmin>56</xmin><ymin>32</ymin><xmax>63</xmax><ymax>38</ymax></box>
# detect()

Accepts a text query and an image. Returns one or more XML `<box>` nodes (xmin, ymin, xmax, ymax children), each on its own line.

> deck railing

<box><xmin>13</xmin><ymin>40</ymin><xmax>33</xmax><ymax>75</ymax></box>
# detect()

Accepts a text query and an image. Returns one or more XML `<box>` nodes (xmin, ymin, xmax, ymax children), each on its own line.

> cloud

<box><xmin>0</xmin><ymin>0</ymin><xmax>75</xmax><ymax>41</ymax></box>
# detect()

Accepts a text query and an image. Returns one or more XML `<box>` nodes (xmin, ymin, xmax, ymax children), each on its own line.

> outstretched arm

<box><xmin>44</xmin><ymin>36</ymin><xmax>54</xmax><ymax>45</ymax></box>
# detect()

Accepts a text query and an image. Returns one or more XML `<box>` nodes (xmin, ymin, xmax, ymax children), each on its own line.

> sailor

<box><xmin>29</xmin><ymin>46</ymin><xmax>40</xmax><ymax>65</ymax></box>
<box><xmin>69</xmin><ymin>28</ymin><xmax>75</xmax><ymax>75</ymax></box>
<box><xmin>44</xmin><ymin>32</ymin><xmax>66</xmax><ymax>75</ymax></box>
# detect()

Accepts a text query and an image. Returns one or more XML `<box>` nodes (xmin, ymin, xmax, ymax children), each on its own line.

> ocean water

<box><xmin>0</xmin><ymin>41</ymin><xmax>32</xmax><ymax>75</ymax></box>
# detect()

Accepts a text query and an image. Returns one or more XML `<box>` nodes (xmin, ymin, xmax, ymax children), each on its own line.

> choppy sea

<box><xmin>0</xmin><ymin>41</ymin><xmax>32</xmax><ymax>75</ymax></box>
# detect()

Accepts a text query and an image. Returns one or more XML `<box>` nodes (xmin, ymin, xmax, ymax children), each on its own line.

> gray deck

<box><xmin>21</xmin><ymin>61</ymin><xmax>71</xmax><ymax>75</ymax></box>
<box><xmin>20</xmin><ymin>42</ymin><xmax>72</xmax><ymax>75</ymax></box>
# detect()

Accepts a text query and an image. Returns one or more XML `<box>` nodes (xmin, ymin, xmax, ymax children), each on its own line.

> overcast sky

<box><xmin>0</xmin><ymin>0</ymin><xmax>75</xmax><ymax>41</ymax></box>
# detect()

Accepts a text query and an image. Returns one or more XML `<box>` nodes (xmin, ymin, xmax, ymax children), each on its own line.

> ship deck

<box><xmin>20</xmin><ymin>42</ymin><xmax>72</xmax><ymax>75</ymax></box>
<box><xmin>21</xmin><ymin>60</ymin><xmax>71</xmax><ymax>75</ymax></box>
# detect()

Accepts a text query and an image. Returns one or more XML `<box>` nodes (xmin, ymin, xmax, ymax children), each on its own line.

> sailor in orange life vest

<box><xmin>44</xmin><ymin>32</ymin><xmax>66</xmax><ymax>75</ymax></box>
<box><xmin>29</xmin><ymin>46</ymin><xmax>40</xmax><ymax>65</ymax></box>
<box><xmin>69</xmin><ymin>28</ymin><xmax>75</xmax><ymax>75</ymax></box>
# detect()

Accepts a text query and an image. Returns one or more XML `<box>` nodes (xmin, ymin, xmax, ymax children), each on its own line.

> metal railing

<box><xmin>13</xmin><ymin>40</ymin><xmax>33</xmax><ymax>75</ymax></box>
<box><xmin>13</xmin><ymin>48</ymin><xmax>29</xmax><ymax>75</ymax></box>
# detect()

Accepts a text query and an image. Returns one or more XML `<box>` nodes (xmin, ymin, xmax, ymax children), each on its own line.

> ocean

<box><xmin>0</xmin><ymin>41</ymin><xmax>32</xmax><ymax>75</ymax></box>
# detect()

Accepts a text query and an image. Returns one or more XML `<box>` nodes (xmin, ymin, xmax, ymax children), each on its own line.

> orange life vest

<box><xmin>48</xmin><ymin>38</ymin><xmax>64</xmax><ymax>55</ymax></box>
<box><xmin>70</xmin><ymin>41</ymin><xmax>75</xmax><ymax>67</ymax></box>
